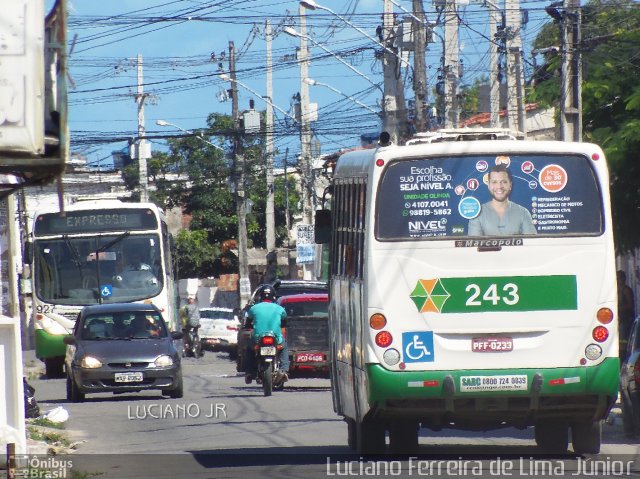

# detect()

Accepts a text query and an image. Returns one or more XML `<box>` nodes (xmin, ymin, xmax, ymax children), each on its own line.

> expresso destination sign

<box><xmin>34</xmin><ymin>208</ymin><xmax>158</xmax><ymax>236</ymax></box>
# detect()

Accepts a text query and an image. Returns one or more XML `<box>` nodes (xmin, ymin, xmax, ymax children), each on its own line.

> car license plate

<box><xmin>471</xmin><ymin>337</ymin><xmax>513</xmax><ymax>352</ymax></box>
<box><xmin>114</xmin><ymin>372</ymin><xmax>143</xmax><ymax>383</ymax></box>
<box><xmin>260</xmin><ymin>346</ymin><xmax>276</xmax><ymax>356</ymax></box>
<box><xmin>295</xmin><ymin>352</ymin><xmax>324</xmax><ymax>362</ymax></box>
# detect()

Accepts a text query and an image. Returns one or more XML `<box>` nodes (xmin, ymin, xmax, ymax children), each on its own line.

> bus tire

<box><xmin>45</xmin><ymin>357</ymin><xmax>65</xmax><ymax>379</ymax></box>
<box><xmin>571</xmin><ymin>420</ymin><xmax>601</xmax><ymax>455</ymax></box>
<box><xmin>534</xmin><ymin>420</ymin><xmax>568</xmax><ymax>453</ymax></box>
<box><xmin>346</xmin><ymin>418</ymin><xmax>356</xmax><ymax>449</ymax></box>
<box><xmin>389</xmin><ymin>420</ymin><xmax>419</xmax><ymax>453</ymax></box>
<box><xmin>355</xmin><ymin>417</ymin><xmax>385</xmax><ymax>455</ymax></box>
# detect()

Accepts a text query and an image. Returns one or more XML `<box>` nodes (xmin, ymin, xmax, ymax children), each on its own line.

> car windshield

<box><xmin>81</xmin><ymin>311</ymin><xmax>168</xmax><ymax>340</ymax></box>
<box><xmin>282</xmin><ymin>301</ymin><xmax>329</xmax><ymax>317</ymax></box>
<box><xmin>200</xmin><ymin>310</ymin><xmax>235</xmax><ymax>320</ymax></box>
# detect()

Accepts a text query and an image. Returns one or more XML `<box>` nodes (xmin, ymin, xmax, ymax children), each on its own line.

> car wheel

<box><xmin>66</xmin><ymin>374</ymin><xmax>84</xmax><ymax>403</ymax></box>
<box><xmin>167</xmin><ymin>373</ymin><xmax>184</xmax><ymax>399</ymax></box>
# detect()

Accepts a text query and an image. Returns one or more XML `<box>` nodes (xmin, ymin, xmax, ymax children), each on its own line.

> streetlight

<box><xmin>303</xmin><ymin>78</ymin><xmax>380</xmax><ymax>116</ymax></box>
<box><xmin>283</xmin><ymin>26</ymin><xmax>383</xmax><ymax>93</ymax></box>
<box><xmin>155</xmin><ymin>119</ymin><xmax>225</xmax><ymax>151</ymax></box>
<box><xmin>299</xmin><ymin>0</ymin><xmax>410</xmax><ymax>68</ymax></box>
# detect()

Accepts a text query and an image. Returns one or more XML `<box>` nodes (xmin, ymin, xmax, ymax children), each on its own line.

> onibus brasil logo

<box><xmin>410</xmin><ymin>279</ymin><xmax>451</xmax><ymax>313</ymax></box>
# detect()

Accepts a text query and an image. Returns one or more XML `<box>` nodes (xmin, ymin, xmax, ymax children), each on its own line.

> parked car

<box><xmin>621</xmin><ymin>317</ymin><xmax>640</xmax><ymax>436</ymax></box>
<box><xmin>278</xmin><ymin>293</ymin><xmax>330</xmax><ymax>378</ymax></box>
<box><xmin>199</xmin><ymin>307</ymin><xmax>240</xmax><ymax>357</ymax></box>
<box><xmin>64</xmin><ymin>302</ymin><xmax>183</xmax><ymax>402</ymax></box>
<box><xmin>236</xmin><ymin>279</ymin><xmax>328</xmax><ymax>372</ymax></box>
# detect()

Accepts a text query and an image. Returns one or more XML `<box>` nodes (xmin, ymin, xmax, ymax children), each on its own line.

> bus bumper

<box><xmin>365</xmin><ymin>359</ymin><xmax>619</xmax><ymax>429</ymax></box>
<box><xmin>35</xmin><ymin>329</ymin><xmax>68</xmax><ymax>360</ymax></box>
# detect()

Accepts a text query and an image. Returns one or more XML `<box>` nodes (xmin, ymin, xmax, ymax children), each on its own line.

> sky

<box><xmin>47</xmin><ymin>0</ymin><xmax>553</xmax><ymax>170</ymax></box>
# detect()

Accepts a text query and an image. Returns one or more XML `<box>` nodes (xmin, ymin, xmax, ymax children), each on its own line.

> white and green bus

<box><xmin>315</xmin><ymin>129</ymin><xmax>619</xmax><ymax>455</ymax></box>
<box><xmin>29</xmin><ymin>200</ymin><xmax>179</xmax><ymax>377</ymax></box>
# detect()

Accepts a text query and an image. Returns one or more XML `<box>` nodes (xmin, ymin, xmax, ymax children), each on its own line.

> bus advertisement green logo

<box><xmin>410</xmin><ymin>275</ymin><xmax>577</xmax><ymax>313</ymax></box>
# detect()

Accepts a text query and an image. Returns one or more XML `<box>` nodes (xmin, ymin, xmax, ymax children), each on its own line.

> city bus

<box><xmin>29</xmin><ymin>200</ymin><xmax>179</xmax><ymax>377</ymax></box>
<box><xmin>315</xmin><ymin>129</ymin><xmax>619</xmax><ymax>455</ymax></box>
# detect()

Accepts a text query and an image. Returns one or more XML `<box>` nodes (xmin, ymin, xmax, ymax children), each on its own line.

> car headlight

<box><xmin>155</xmin><ymin>355</ymin><xmax>174</xmax><ymax>367</ymax></box>
<box><xmin>80</xmin><ymin>356</ymin><xmax>103</xmax><ymax>369</ymax></box>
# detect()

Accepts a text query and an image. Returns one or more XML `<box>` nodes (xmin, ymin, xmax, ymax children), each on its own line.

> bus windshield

<box><xmin>376</xmin><ymin>154</ymin><xmax>603</xmax><ymax>240</ymax></box>
<box><xmin>34</xmin><ymin>234</ymin><xmax>164</xmax><ymax>305</ymax></box>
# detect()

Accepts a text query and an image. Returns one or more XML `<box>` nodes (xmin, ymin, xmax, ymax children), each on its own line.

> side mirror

<box><xmin>315</xmin><ymin>209</ymin><xmax>331</xmax><ymax>244</ymax></box>
<box><xmin>171</xmin><ymin>330</ymin><xmax>184</xmax><ymax>340</ymax></box>
<box><xmin>63</xmin><ymin>335</ymin><xmax>76</xmax><ymax>345</ymax></box>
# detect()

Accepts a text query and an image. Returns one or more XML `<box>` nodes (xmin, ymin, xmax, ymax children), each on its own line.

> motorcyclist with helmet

<box><xmin>244</xmin><ymin>286</ymin><xmax>290</xmax><ymax>384</ymax></box>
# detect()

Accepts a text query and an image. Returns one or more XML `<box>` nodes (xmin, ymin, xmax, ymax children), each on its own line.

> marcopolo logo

<box><xmin>410</xmin><ymin>278</ymin><xmax>451</xmax><ymax>313</ymax></box>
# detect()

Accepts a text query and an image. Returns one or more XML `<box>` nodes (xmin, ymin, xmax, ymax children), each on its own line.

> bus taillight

<box><xmin>596</xmin><ymin>308</ymin><xmax>613</xmax><ymax>324</ymax></box>
<box><xmin>369</xmin><ymin>313</ymin><xmax>387</xmax><ymax>330</ymax></box>
<box><xmin>36</xmin><ymin>314</ymin><xmax>44</xmax><ymax>320</ymax></box>
<box><xmin>375</xmin><ymin>331</ymin><xmax>393</xmax><ymax>348</ymax></box>
<box><xmin>592</xmin><ymin>326</ymin><xmax>609</xmax><ymax>343</ymax></box>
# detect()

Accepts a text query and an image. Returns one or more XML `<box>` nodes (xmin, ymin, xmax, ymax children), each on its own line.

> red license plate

<box><xmin>472</xmin><ymin>337</ymin><xmax>513</xmax><ymax>352</ymax></box>
<box><xmin>295</xmin><ymin>352</ymin><xmax>324</xmax><ymax>362</ymax></box>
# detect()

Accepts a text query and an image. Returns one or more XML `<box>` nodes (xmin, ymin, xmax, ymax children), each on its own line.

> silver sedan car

<box><xmin>64</xmin><ymin>302</ymin><xmax>183</xmax><ymax>402</ymax></box>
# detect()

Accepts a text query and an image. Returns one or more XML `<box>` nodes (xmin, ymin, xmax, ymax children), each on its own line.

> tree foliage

<box><xmin>125</xmin><ymin>111</ymin><xmax>302</xmax><ymax>278</ymax></box>
<box><xmin>531</xmin><ymin>0</ymin><xmax>640</xmax><ymax>252</ymax></box>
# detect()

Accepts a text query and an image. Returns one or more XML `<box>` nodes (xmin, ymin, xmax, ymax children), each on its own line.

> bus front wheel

<box><xmin>45</xmin><ymin>357</ymin><xmax>65</xmax><ymax>379</ymax></box>
<box><xmin>571</xmin><ymin>420</ymin><xmax>601</xmax><ymax>454</ymax></box>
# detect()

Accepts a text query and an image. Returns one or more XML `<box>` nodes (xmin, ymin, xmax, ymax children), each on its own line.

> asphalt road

<box><xmin>22</xmin><ymin>349</ymin><xmax>640</xmax><ymax>479</ymax></box>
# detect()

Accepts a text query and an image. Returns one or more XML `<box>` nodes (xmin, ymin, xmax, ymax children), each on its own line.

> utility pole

<box><xmin>229</xmin><ymin>42</ymin><xmax>250</xmax><ymax>307</ymax></box>
<box><xmin>482</xmin><ymin>0</ymin><xmax>501</xmax><ymax>128</ymax></box>
<box><xmin>265</xmin><ymin>20</ymin><xmax>276</xmax><ymax>252</ymax></box>
<box><xmin>443</xmin><ymin>0</ymin><xmax>460</xmax><ymax>128</ymax></box>
<box><xmin>504</xmin><ymin>0</ymin><xmax>526</xmax><ymax>134</ymax></box>
<box><xmin>412</xmin><ymin>0</ymin><xmax>429</xmax><ymax>132</ymax></box>
<box><xmin>383</xmin><ymin>0</ymin><xmax>402</xmax><ymax>142</ymax></box>
<box><xmin>135</xmin><ymin>54</ymin><xmax>149</xmax><ymax>202</ymax></box>
<box><xmin>561</xmin><ymin>0</ymin><xmax>582</xmax><ymax>141</ymax></box>
<box><xmin>298</xmin><ymin>5</ymin><xmax>314</xmax><ymax>225</ymax></box>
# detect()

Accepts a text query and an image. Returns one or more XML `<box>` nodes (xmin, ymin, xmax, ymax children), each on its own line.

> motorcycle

<box><xmin>183</xmin><ymin>326</ymin><xmax>203</xmax><ymax>358</ymax></box>
<box><xmin>254</xmin><ymin>332</ymin><xmax>286</xmax><ymax>396</ymax></box>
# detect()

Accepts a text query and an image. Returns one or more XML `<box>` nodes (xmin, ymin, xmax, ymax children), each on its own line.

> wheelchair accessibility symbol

<box><xmin>402</xmin><ymin>331</ymin><xmax>435</xmax><ymax>363</ymax></box>
<box><xmin>100</xmin><ymin>285</ymin><xmax>113</xmax><ymax>298</ymax></box>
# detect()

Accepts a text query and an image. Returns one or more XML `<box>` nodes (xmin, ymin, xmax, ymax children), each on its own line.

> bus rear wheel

<box><xmin>535</xmin><ymin>420</ymin><xmax>568</xmax><ymax>453</ymax></box>
<box><xmin>388</xmin><ymin>420</ymin><xmax>419</xmax><ymax>453</ymax></box>
<box><xmin>354</xmin><ymin>417</ymin><xmax>385</xmax><ymax>454</ymax></box>
<box><xmin>571</xmin><ymin>420</ymin><xmax>601</xmax><ymax>454</ymax></box>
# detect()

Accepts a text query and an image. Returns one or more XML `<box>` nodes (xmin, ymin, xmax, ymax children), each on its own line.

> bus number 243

<box><xmin>465</xmin><ymin>283</ymin><xmax>519</xmax><ymax>306</ymax></box>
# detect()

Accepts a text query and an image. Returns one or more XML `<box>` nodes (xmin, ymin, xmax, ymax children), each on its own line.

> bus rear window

<box><xmin>375</xmin><ymin>154</ymin><xmax>603</xmax><ymax>240</ymax></box>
